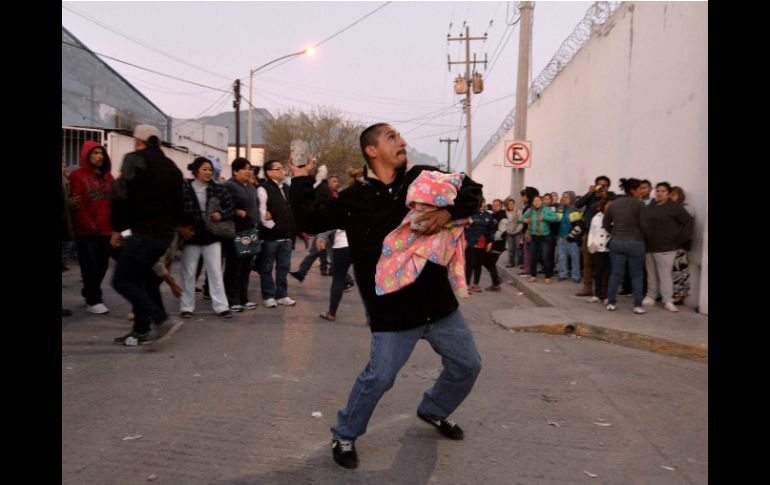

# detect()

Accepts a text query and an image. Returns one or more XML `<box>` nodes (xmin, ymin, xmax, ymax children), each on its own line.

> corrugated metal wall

<box><xmin>61</xmin><ymin>27</ymin><xmax>167</xmax><ymax>135</ymax></box>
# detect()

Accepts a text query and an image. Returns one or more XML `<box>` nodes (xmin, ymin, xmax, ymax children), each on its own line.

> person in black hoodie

<box><xmin>464</xmin><ymin>197</ymin><xmax>496</xmax><ymax>292</ymax></box>
<box><xmin>483</xmin><ymin>198</ymin><xmax>508</xmax><ymax>291</ymax></box>
<box><xmin>289</xmin><ymin>123</ymin><xmax>483</xmax><ymax>470</ymax></box>
<box><xmin>110</xmin><ymin>124</ymin><xmax>184</xmax><ymax>345</ymax></box>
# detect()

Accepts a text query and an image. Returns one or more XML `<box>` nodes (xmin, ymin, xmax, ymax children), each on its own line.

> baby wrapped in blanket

<box><xmin>375</xmin><ymin>170</ymin><xmax>471</xmax><ymax>298</ymax></box>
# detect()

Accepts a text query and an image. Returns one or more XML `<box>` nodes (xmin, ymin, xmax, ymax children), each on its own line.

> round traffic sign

<box><xmin>505</xmin><ymin>142</ymin><xmax>530</xmax><ymax>167</ymax></box>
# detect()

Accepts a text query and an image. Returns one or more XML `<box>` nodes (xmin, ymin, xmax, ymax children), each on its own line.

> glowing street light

<box><xmin>247</xmin><ymin>47</ymin><xmax>315</xmax><ymax>163</ymax></box>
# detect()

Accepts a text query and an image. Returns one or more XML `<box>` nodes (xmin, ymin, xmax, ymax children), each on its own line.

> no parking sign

<box><xmin>504</xmin><ymin>141</ymin><xmax>531</xmax><ymax>168</ymax></box>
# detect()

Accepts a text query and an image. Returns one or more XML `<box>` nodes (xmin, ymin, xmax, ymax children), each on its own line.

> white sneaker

<box><xmin>633</xmin><ymin>306</ymin><xmax>647</xmax><ymax>314</ymax></box>
<box><xmin>642</xmin><ymin>296</ymin><xmax>656</xmax><ymax>306</ymax></box>
<box><xmin>664</xmin><ymin>302</ymin><xmax>679</xmax><ymax>312</ymax></box>
<box><xmin>243</xmin><ymin>302</ymin><xmax>258</xmax><ymax>310</ymax></box>
<box><xmin>86</xmin><ymin>303</ymin><xmax>109</xmax><ymax>314</ymax></box>
<box><xmin>263</xmin><ymin>298</ymin><xmax>278</xmax><ymax>308</ymax></box>
<box><xmin>606</xmin><ymin>303</ymin><xmax>617</xmax><ymax>311</ymax></box>
<box><xmin>586</xmin><ymin>296</ymin><xmax>600</xmax><ymax>303</ymax></box>
<box><xmin>277</xmin><ymin>297</ymin><xmax>296</xmax><ymax>306</ymax></box>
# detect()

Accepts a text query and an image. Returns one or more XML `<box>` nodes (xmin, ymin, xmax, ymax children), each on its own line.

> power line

<box><xmin>253</xmin><ymin>2</ymin><xmax>393</xmax><ymax>77</ymax></box>
<box><xmin>506</xmin><ymin>1</ymin><xmax>522</xmax><ymax>26</ymax></box>
<box><xmin>173</xmin><ymin>90</ymin><xmax>232</xmax><ymax>128</ymax></box>
<box><xmin>315</xmin><ymin>1</ymin><xmax>392</xmax><ymax>48</ymax></box>
<box><xmin>450</xmin><ymin>112</ymin><xmax>466</xmax><ymax>171</ymax></box>
<box><xmin>485</xmin><ymin>22</ymin><xmax>517</xmax><ymax>78</ymax></box>
<box><xmin>246</xmin><ymin>80</ymin><xmax>461</xmax><ymax>126</ymax></box>
<box><xmin>476</xmin><ymin>91</ymin><xmax>517</xmax><ymax>108</ymax></box>
<box><xmin>394</xmin><ymin>102</ymin><xmax>462</xmax><ymax>125</ymax></box>
<box><xmin>62</xmin><ymin>4</ymin><xmax>233</xmax><ymax>81</ymax></box>
<box><xmin>122</xmin><ymin>73</ymin><xmax>231</xmax><ymax>100</ymax></box>
<box><xmin>252</xmin><ymin>76</ymin><xmax>446</xmax><ymax>108</ymax></box>
<box><xmin>62</xmin><ymin>40</ymin><xmax>230</xmax><ymax>94</ymax></box>
<box><xmin>401</xmin><ymin>104</ymin><xmax>463</xmax><ymax>135</ymax></box>
<box><xmin>408</xmin><ymin>126</ymin><xmax>465</xmax><ymax>141</ymax></box>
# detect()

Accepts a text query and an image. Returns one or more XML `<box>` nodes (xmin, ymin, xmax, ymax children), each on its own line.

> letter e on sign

<box><xmin>504</xmin><ymin>141</ymin><xmax>532</xmax><ymax>168</ymax></box>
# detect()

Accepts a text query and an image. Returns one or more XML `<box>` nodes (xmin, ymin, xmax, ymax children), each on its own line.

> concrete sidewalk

<box><xmin>492</xmin><ymin>263</ymin><xmax>708</xmax><ymax>362</ymax></box>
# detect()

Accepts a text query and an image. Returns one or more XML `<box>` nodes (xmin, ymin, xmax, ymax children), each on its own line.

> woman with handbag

<box><xmin>223</xmin><ymin>157</ymin><xmax>261</xmax><ymax>311</ymax></box>
<box><xmin>179</xmin><ymin>157</ymin><xmax>236</xmax><ymax>319</ymax></box>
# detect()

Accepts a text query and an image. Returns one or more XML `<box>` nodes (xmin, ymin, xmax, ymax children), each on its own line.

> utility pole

<box><xmin>439</xmin><ymin>137</ymin><xmax>459</xmax><ymax>171</ymax></box>
<box><xmin>511</xmin><ymin>2</ymin><xmax>533</xmax><ymax>198</ymax></box>
<box><xmin>448</xmin><ymin>26</ymin><xmax>487</xmax><ymax>177</ymax></box>
<box><xmin>233</xmin><ymin>79</ymin><xmax>241</xmax><ymax>158</ymax></box>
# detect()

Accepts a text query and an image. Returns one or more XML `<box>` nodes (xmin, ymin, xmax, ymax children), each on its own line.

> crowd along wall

<box><xmin>473</xmin><ymin>2</ymin><xmax>707</xmax><ymax>312</ymax></box>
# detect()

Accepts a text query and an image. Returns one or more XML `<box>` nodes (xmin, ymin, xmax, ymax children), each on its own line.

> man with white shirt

<box><xmin>256</xmin><ymin>159</ymin><xmax>297</xmax><ymax>308</ymax></box>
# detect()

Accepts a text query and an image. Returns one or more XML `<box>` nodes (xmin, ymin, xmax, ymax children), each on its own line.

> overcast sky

<box><xmin>62</xmin><ymin>1</ymin><xmax>593</xmax><ymax>171</ymax></box>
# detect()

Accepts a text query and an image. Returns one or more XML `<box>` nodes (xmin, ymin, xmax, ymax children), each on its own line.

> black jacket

<box><xmin>290</xmin><ymin>164</ymin><xmax>483</xmax><ymax>333</ymax></box>
<box><xmin>111</xmin><ymin>146</ymin><xmax>183</xmax><ymax>236</ymax></box>
<box><xmin>490</xmin><ymin>210</ymin><xmax>508</xmax><ymax>252</ymax></box>
<box><xmin>182</xmin><ymin>179</ymin><xmax>235</xmax><ymax>245</ymax></box>
<box><xmin>224</xmin><ymin>178</ymin><xmax>259</xmax><ymax>232</ymax></box>
<box><xmin>644</xmin><ymin>200</ymin><xmax>694</xmax><ymax>252</ymax></box>
<box><xmin>575</xmin><ymin>190</ymin><xmax>618</xmax><ymax>227</ymax></box>
<box><xmin>260</xmin><ymin>179</ymin><xmax>296</xmax><ymax>241</ymax></box>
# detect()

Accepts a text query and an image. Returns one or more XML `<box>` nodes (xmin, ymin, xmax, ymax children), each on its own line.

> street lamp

<box><xmin>247</xmin><ymin>47</ymin><xmax>315</xmax><ymax>163</ymax></box>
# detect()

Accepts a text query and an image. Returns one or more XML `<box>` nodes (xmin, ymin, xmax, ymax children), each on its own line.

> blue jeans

<box><xmin>506</xmin><ymin>234</ymin><xmax>521</xmax><ymax>266</ymax></box>
<box><xmin>296</xmin><ymin>233</ymin><xmax>329</xmax><ymax>277</ymax></box>
<box><xmin>529</xmin><ymin>235</ymin><xmax>553</xmax><ymax>277</ymax></box>
<box><xmin>332</xmin><ymin>310</ymin><xmax>482</xmax><ymax>440</ymax></box>
<box><xmin>259</xmin><ymin>240</ymin><xmax>292</xmax><ymax>300</ymax></box>
<box><xmin>76</xmin><ymin>236</ymin><xmax>112</xmax><ymax>305</ymax></box>
<box><xmin>112</xmin><ymin>233</ymin><xmax>174</xmax><ymax>333</ymax></box>
<box><xmin>557</xmin><ymin>237</ymin><xmax>581</xmax><ymax>281</ymax></box>
<box><xmin>328</xmin><ymin>247</ymin><xmax>353</xmax><ymax>316</ymax></box>
<box><xmin>607</xmin><ymin>239</ymin><xmax>646</xmax><ymax>307</ymax></box>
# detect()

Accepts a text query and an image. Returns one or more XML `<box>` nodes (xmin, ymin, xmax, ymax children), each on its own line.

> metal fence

<box><xmin>62</xmin><ymin>126</ymin><xmax>105</xmax><ymax>170</ymax></box>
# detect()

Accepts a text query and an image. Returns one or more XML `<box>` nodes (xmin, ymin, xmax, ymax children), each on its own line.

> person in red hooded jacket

<box><xmin>69</xmin><ymin>141</ymin><xmax>114</xmax><ymax>314</ymax></box>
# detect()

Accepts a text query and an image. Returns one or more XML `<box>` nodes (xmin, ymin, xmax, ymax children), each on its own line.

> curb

<box><xmin>497</xmin><ymin>322</ymin><xmax>707</xmax><ymax>363</ymax></box>
<box><xmin>496</xmin><ymin>263</ymin><xmax>707</xmax><ymax>363</ymax></box>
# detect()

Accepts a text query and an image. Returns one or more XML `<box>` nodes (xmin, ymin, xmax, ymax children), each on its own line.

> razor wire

<box><xmin>473</xmin><ymin>1</ymin><xmax>622</xmax><ymax>165</ymax></box>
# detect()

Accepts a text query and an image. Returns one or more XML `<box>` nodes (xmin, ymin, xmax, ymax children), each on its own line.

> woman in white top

<box><xmin>179</xmin><ymin>158</ymin><xmax>235</xmax><ymax>319</ymax></box>
<box><xmin>318</xmin><ymin>229</ymin><xmax>355</xmax><ymax>321</ymax></box>
<box><xmin>319</xmin><ymin>169</ymin><xmax>360</xmax><ymax>321</ymax></box>
<box><xmin>586</xmin><ymin>198</ymin><xmax>613</xmax><ymax>303</ymax></box>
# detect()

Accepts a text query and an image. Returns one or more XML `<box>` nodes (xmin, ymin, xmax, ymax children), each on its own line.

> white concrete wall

<box><xmin>227</xmin><ymin>146</ymin><xmax>265</xmax><ymax>168</ymax></box>
<box><xmin>107</xmin><ymin>132</ymin><xmax>196</xmax><ymax>181</ymax></box>
<box><xmin>698</xmin><ymin>203</ymin><xmax>707</xmax><ymax>315</ymax></box>
<box><xmin>171</xmin><ymin>119</ymin><xmax>230</xmax><ymax>178</ymax></box>
<box><xmin>474</xmin><ymin>2</ymin><xmax>707</xmax><ymax>311</ymax></box>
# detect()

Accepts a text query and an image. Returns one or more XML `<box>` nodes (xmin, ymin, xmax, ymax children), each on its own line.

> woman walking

<box><xmin>179</xmin><ymin>157</ymin><xmax>235</xmax><ymax>318</ymax></box>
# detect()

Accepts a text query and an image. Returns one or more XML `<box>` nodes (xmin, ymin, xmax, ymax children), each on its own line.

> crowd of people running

<box><xmin>61</xmin><ymin>125</ymin><xmax>358</xmax><ymax>345</ymax></box>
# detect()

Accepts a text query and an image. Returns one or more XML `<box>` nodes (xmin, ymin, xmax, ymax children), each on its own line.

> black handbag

<box><xmin>234</xmin><ymin>227</ymin><xmax>261</xmax><ymax>258</ymax></box>
<box><xmin>205</xmin><ymin>196</ymin><xmax>236</xmax><ymax>239</ymax></box>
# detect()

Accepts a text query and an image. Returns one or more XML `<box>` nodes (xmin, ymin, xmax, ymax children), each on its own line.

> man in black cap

<box><xmin>110</xmin><ymin>125</ymin><xmax>184</xmax><ymax>346</ymax></box>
